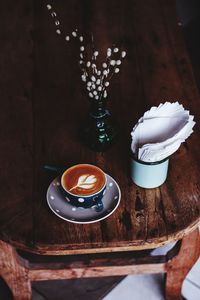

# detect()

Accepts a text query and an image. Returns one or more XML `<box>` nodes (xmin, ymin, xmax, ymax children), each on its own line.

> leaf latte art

<box><xmin>69</xmin><ymin>174</ymin><xmax>97</xmax><ymax>192</ymax></box>
<box><xmin>62</xmin><ymin>164</ymin><xmax>106</xmax><ymax>196</ymax></box>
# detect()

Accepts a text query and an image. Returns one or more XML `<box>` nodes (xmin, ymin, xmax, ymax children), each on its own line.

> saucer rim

<box><xmin>47</xmin><ymin>173</ymin><xmax>121</xmax><ymax>224</ymax></box>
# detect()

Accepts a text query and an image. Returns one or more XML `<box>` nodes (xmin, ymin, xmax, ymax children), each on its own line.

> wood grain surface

<box><xmin>0</xmin><ymin>0</ymin><xmax>200</xmax><ymax>255</ymax></box>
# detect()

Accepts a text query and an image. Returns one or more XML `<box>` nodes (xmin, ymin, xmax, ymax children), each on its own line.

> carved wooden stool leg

<box><xmin>165</xmin><ymin>228</ymin><xmax>200</xmax><ymax>300</ymax></box>
<box><xmin>0</xmin><ymin>240</ymin><xmax>31</xmax><ymax>300</ymax></box>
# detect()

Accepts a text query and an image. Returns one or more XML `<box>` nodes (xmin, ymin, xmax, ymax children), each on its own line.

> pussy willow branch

<box><xmin>46</xmin><ymin>3</ymin><xmax>127</xmax><ymax>101</ymax></box>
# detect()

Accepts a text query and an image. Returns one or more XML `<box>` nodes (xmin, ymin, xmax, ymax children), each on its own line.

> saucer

<box><xmin>46</xmin><ymin>174</ymin><xmax>121</xmax><ymax>224</ymax></box>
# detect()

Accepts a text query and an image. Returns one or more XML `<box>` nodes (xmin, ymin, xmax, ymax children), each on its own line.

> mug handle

<box><xmin>93</xmin><ymin>197</ymin><xmax>104</xmax><ymax>212</ymax></box>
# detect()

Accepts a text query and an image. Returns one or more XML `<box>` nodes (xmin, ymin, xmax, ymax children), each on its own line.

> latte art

<box><xmin>62</xmin><ymin>164</ymin><xmax>106</xmax><ymax>196</ymax></box>
<box><xmin>69</xmin><ymin>174</ymin><xmax>97</xmax><ymax>192</ymax></box>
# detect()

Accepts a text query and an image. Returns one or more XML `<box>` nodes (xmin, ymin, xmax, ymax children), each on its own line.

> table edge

<box><xmin>1</xmin><ymin>218</ymin><xmax>200</xmax><ymax>255</ymax></box>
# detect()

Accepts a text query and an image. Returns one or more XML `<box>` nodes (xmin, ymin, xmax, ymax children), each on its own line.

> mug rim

<box><xmin>61</xmin><ymin>163</ymin><xmax>107</xmax><ymax>197</ymax></box>
<box><xmin>130</xmin><ymin>151</ymin><xmax>169</xmax><ymax>166</ymax></box>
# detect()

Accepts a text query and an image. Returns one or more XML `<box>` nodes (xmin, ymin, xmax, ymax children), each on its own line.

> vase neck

<box><xmin>90</xmin><ymin>99</ymin><xmax>108</xmax><ymax>118</ymax></box>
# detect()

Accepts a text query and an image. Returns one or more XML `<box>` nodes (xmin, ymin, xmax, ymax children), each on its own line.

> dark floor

<box><xmin>0</xmin><ymin>276</ymin><xmax>123</xmax><ymax>300</ymax></box>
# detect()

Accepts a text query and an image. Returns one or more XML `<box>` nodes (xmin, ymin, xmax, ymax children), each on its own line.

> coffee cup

<box><xmin>61</xmin><ymin>164</ymin><xmax>107</xmax><ymax>212</ymax></box>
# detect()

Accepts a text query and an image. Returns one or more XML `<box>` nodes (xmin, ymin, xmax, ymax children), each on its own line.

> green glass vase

<box><xmin>81</xmin><ymin>98</ymin><xmax>118</xmax><ymax>152</ymax></box>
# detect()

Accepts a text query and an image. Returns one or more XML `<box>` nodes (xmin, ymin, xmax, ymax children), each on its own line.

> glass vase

<box><xmin>81</xmin><ymin>98</ymin><xmax>118</xmax><ymax>152</ymax></box>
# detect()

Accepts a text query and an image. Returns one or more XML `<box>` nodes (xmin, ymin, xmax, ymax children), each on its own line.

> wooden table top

<box><xmin>1</xmin><ymin>0</ymin><xmax>200</xmax><ymax>255</ymax></box>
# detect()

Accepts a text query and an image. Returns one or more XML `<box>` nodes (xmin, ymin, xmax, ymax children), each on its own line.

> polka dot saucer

<box><xmin>46</xmin><ymin>174</ymin><xmax>121</xmax><ymax>224</ymax></box>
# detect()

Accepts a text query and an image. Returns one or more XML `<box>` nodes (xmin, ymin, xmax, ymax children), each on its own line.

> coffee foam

<box><xmin>62</xmin><ymin>164</ymin><xmax>106</xmax><ymax>196</ymax></box>
<box><xmin>69</xmin><ymin>174</ymin><xmax>97</xmax><ymax>192</ymax></box>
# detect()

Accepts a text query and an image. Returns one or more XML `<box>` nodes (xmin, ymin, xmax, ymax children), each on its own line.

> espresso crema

<box><xmin>62</xmin><ymin>164</ymin><xmax>106</xmax><ymax>196</ymax></box>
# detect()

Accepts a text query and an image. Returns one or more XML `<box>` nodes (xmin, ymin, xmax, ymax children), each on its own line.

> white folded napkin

<box><xmin>131</xmin><ymin>102</ymin><xmax>195</xmax><ymax>162</ymax></box>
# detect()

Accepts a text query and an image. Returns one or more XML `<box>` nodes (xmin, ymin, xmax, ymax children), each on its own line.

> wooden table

<box><xmin>0</xmin><ymin>0</ymin><xmax>200</xmax><ymax>299</ymax></box>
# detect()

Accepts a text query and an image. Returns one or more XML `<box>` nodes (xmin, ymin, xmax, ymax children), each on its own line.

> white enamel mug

<box><xmin>130</xmin><ymin>155</ymin><xmax>169</xmax><ymax>189</ymax></box>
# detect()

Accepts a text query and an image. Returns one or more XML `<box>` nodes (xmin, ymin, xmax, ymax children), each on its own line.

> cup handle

<box><xmin>93</xmin><ymin>197</ymin><xmax>104</xmax><ymax>212</ymax></box>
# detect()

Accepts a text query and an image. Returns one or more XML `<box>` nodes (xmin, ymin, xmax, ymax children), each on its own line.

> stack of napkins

<box><xmin>131</xmin><ymin>102</ymin><xmax>195</xmax><ymax>162</ymax></box>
